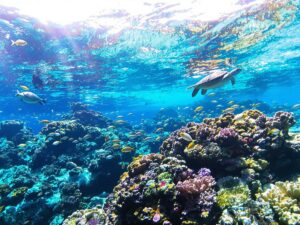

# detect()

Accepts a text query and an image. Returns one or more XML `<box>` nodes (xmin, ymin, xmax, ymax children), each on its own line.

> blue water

<box><xmin>1</xmin><ymin>0</ymin><xmax>300</xmax><ymax>224</ymax></box>
<box><xmin>0</xmin><ymin>1</ymin><xmax>299</xmax><ymax>130</ymax></box>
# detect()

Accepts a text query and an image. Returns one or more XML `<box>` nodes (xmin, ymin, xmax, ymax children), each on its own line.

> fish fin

<box><xmin>201</xmin><ymin>89</ymin><xmax>207</xmax><ymax>95</ymax></box>
<box><xmin>192</xmin><ymin>87</ymin><xmax>200</xmax><ymax>97</ymax></box>
<box><xmin>11</xmin><ymin>40</ymin><xmax>15</xmax><ymax>46</ymax></box>
<box><xmin>231</xmin><ymin>77</ymin><xmax>235</xmax><ymax>85</ymax></box>
<box><xmin>16</xmin><ymin>90</ymin><xmax>20</xmax><ymax>96</ymax></box>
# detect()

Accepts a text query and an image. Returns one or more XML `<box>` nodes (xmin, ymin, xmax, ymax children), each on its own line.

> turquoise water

<box><xmin>0</xmin><ymin>0</ymin><xmax>300</xmax><ymax>224</ymax></box>
<box><xmin>0</xmin><ymin>1</ymin><xmax>299</xmax><ymax>128</ymax></box>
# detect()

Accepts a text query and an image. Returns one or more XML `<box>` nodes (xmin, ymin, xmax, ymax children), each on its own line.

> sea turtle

<box><xmin>188</xmin><ymin>68</ymin><xmax>241</xmax><ymax>97</ymax></box>
<box><xmin>16</xmin><ymin>90</ymin><xmax>46</xmax><ymax>105</ymax></box>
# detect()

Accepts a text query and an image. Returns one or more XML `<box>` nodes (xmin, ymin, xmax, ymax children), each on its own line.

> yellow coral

<box><xmin>68</xmin><ymin>219</ymin><xmax>76</xmax><ymax>225</ymax></box>
<box><xmin>120</xmin><ymin>172</ymin><xmax>129</xmax><ymax>182</ymax></box>
<box><xmin>182</xmin><ymin>220</ymin><xmax>198</xmax><ymax>225</ymax></box>
<box><xmin>241</xmin><ymin>157</ymin><xmax>269</xmax><ymax>171</ymax></box>
<box><xmin>259</xmin><ymin>177</ymin><xmax>300</xmax><ymax>224</ymax></box>
<box><xmin>217</xmin><ymin>184</ymin><xmax>250</xmax><ymax>208</ymax></box>
<box><xmin>10</xmin><ymin>186</ymin><xmax>28</xmax><ymax>198</ymax></box>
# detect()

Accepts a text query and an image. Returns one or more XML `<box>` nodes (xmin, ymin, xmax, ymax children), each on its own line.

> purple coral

<box><xmin>152</xmin><ymin>212</ymin><xmax>161</xmax><ymax>223</ymax></box>
<box><xmin>176</xmin><ymin>168</ymin><xmax>216</xmax><ymax>214</ymax></box>
<box><xmin>198</xmin><ymin>168</ymin><xmax>212</xmax><ymax>177</ymax></box>
<box><xmin>89</xmin><ymin>218</ymin><xmax>100</xmax><ymax>225</ymax></box>
<box><xmin>215</xmin><ymin>128</ymin><xmax>238</xmax><ymax>146</ymax></box>
<box><xmin>267</xmin><ymin>111</ymin><xmax>296</xmax><ymax>136</ymax></box>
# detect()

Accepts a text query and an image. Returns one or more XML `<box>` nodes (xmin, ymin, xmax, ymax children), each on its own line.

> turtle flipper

<box><xmin>201</xmin><ymin>89</ymin><xmax>207</xmax><ymax>95</ymax></box>
<box><xmin>39</xmin><ymin>99</ymin><xmax>46</xmax><ymax>105</ymax></box>
<box><xmin>192</xmin><ymin>87</ymin><xmax>200</xmax><ymax>97</ymax></box>
<box><xmin>231</xmin><ymin>77</ymin><xmax>235</xmax><ymax>85</ymax></box>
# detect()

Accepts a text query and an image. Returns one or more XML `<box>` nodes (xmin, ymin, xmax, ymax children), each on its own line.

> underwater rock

<box><xmin>68</xmin><ymin>102</ymin><xmax>112</xmax><ymax>128</ymax></box>
<box><xmin>73</xmin><ymin>110</ymin><xmax>111</xmax><ymax>128</ymax></box>
<box><xmin>0</xmin><ymin>120</ymin><xmax>32</xmax><ymax>144</ymax></box>
<box><xmin>0</xmin><ymin>138</ymin><xmax>25</xmax><ymax>169</ymax></box>
<box><xmin>0</xmin><ymin>120</ymin><xmax>24</xmax><ymax>139</ymax></box>
<box><xmin>55</xmin><ymin>182</ymin><xmax>82</xmax><ymax>214</ymax></box>
<box><xmin>31</xmin><ymin>120</ymin><xmax>90</xmax><ymax>168</ymax></box>
<box><xmin>70</xmin><ymin>102</ymin><xmax>89</xmax><ymax>112</ymax></box>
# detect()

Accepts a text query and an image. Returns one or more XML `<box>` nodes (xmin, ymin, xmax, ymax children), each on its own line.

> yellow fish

<box><xmin>207</xmin><ymin>92</ymin><xmax>216</xmax><ymax>97</ymax></box>
<box><xmin>112</xmin><ymin>144</ymin><xmax>120</xmax><ymax>149</ymax></box>
<box><xmin>228</xmin><ymin>100</ymin><xmax>234</xmax><ymax>105</ymax></box>
<box><xmin>112</xmin><ymin>139</ymin><xmax>121</xmax><ymax>143</ymax></box>
<box><xmin>128</xmin><ymin>134</ymin><xmax>137</xmax><ymax>139</ymax></box>
<box><xmin>268</xmin><ymin>128</ymin><xmax>281</xmax><ymax>136</ymax></box>
<box><xmin>39</xmin><ymin>120</ymin><xmax>51</xmax><ymax>124</ymax></box>
<box><xmin>194</xmin><ymin>106</ymin><xmax>203</xmax><ymax>112</ymax></box>
<box><xmin>115</xmin><ymin>120</ymin><xmax>126</xmax><ymax>124</ymax></box>
<box><xmin>222</xmin><ymin>107</ymin><xmax>235</xmax><ymax>113</ymax></box>
<box><xmin>107</xmin><ymin>125</ymin><xmax>115</xmax><ymax>129</ymax></box>
<box><xmin>187</xmin><ymin>141</ymin><xmax>195</xmax><ymax>149</ymax></box>
<box><xmin>20</xmin><ymin>85</ymin><xmax>29</xmax><ymax>91</ymax></box>
<box><xmin>121</xmin><ymin>146</ymin><xmax>134</xmax><ymax>153</ymax></box>
<box><xmin>155</xmin><ymin>128</ymin><xmax>163</xmax><ymax>133</ymax></box>
<box><xmin>11</xmin><ymin>39</ymin><xmax>27</xmax><ymax>46</ymax></box>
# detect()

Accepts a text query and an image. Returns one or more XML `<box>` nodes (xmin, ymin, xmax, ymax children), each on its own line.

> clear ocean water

<box><xmin>0</xmin><ymin>1</ymin><xmax>300</xmax><ymax>225</ymax></box>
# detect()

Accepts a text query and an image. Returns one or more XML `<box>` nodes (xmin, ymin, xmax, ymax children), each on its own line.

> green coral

<box><xmin>241</xmin><ymin>157</ymin><xmax>269</xmax><ymax>171</ymax></box>
<box><xmin>182</xmin><ymin>219</ymin><xmax>198</xmax><ymax>225</ymax></box>
<box><xmin>217</xmin><ymin>181</ymin><xmax>250</xmax><ymax>208</ymax></box>
<box><xmin>9</xmin><ymin>186</ymin><xmax>28</xmax><ymax>198</ymax></box>
<box><xmin>157</xmin><ymin>172</ymin><xmax>172</xmax><ymax>180</ymax></box>
<box><xmin>259</xmin><ymin>177</ymin><xmax>300</xmax><ymax>224</ymax></box>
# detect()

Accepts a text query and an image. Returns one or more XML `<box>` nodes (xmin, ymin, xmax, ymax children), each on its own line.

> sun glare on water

<box><xmin>0</xmin><ymin>0</ymin><xmax>265</xmax><ymax>25</ymax></box>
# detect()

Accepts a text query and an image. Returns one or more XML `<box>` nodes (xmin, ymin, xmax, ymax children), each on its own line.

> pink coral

<box><xmin>176</xmin><ymin>168</ymin><xmax>216</xmax><ymax>214</ymax></box>
<box><xmin>176</xmin><ymin>173</ymin><xmax>215</xmax><ymax>198</ymax></box>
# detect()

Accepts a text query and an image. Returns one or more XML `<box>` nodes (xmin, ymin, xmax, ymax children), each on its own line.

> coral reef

<box><xmin>0</xmin><ymin>120</ymin><xmax>33</xmax><ymax>144</ymax></box>
<box><xmin>1</xmin><ymin>109</ymin><xmax>300</xmax><ymax>225</ymax></box>
<box><xmin>104</xmin><ymin>154</ymin><xmax>216</xmax><ymax>225</ymax></box>
<box><xmin>258</xmin><ymin>177</ymin><xmax>300</xmax><ymax>224</ymax></box>
<box><xmin>70</xmin><ymin>102</ymin><xmax>112</xmax><ymax>127</ymax></box>
<box><xmin>62</xmin><ymin>207</ymin><xmax>107</xmax><ymax>225</ymax></box>
<box><xmin>160</xmin><ymin>110</ymin><xmax>297</xmax><ymax>179</ymax></box>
